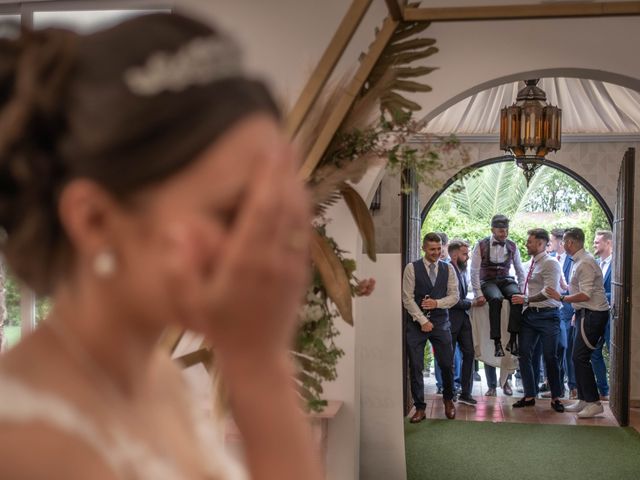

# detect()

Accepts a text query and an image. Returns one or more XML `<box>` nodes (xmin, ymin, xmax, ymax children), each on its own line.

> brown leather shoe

<box><xmin>410</xmin><ymin>409</ymin><xmax>426</xmax><ymax>423</ymax></box>
<box><xmin>570</xmin><ymin>389</ymin><xmax>578</xmax><ymax>399</ymax></box>
<box><xmin>444</xmin><ymin>400</ymin><xmax>456</xmax><ymax>420</ymax></box>
<box><xmin>502</xmin><ymin>380</ymin><xmax>513</xmax><ymax>396</ymax></box>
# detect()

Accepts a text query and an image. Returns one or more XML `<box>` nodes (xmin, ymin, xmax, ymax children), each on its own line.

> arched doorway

<box><xmin>403</xmin><ymin>151</ymin><xmax>634</xmax><ymax>426</ymax></box>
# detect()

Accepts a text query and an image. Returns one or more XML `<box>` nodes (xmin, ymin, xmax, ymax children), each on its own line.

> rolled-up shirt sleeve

<box><xmin>470</xmin><ymin>243</ymin><xmax>482</xmax><ymax>297</ymax></box>
<box><xmin>402</xmin><ymin>263</ymin><xmax>428</xmax><ymax>325</ymax></box>
<box><xmin>435</xmin><ymin>263</ymin><xmax>460</xmax><ymax>309</ymax></box>
<box><xmin>576</xmin><ymin>263</ymin><xmax>597</xmax><ymax>299</ymax></box>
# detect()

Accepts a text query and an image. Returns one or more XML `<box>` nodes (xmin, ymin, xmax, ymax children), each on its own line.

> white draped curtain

<box><xmin>424</xmin><ymin>78</ymin><xmax>640</xmax><ymax>135</ymax></box>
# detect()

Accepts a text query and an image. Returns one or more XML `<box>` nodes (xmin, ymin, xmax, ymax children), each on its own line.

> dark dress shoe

<box><xmin>494</xmin><ymin>341</ymin><xmax>505</xmax><ymax>357</ymax></box>
<box><xmin>506</xmin><ymin>339</ymin><xmax>519</xmax><ymax>357</ymax></box>
<box><xmin>444</xmin><ymin>400</ymin><xmax>456</xmax><ymax>419</ymax></box>
<box><xmin>458</xmin><ymin>394</ymin><xmax>477</xmax><ymax>406</ymax></box>
<box><xmin>484</xmin><ymin>388</ymin><xmax>497</xmax><ymax>397</ymax></box>
<box><xmin>512</xmin><ymin>397</ymin><xmax>536</xmax><ymax>408</ymax></box>
<box><xmin>410</xmin><ymin>409</ymin><xmax>426</xmax><ymax>423</ymax></box>
<box><xmin>473</xmin><ymin>372</ymin><xmax>482</xmax><ymax>382</ymax></box>
<box><xmin>502</xmin><ymin>380</ymin><xmax>513</xmax><ymax>396</ymax></box>
<box><xmin>551</xmin><ymin>400</ymin><xmax>565</xmax><ymax>412</ymax></box>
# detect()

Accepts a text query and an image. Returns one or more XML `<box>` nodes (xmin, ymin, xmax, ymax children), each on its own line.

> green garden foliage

<box><xmin>422</xmin><ymin>162</ymin><xmax>611</xmax><ymax>258</ymax></box>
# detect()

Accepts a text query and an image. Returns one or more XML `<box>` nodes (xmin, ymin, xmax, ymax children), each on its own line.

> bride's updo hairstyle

<box><xmin>0</xmin><ymin>13</ymin><xmax>279</xmax><ymax>295</ymax></box>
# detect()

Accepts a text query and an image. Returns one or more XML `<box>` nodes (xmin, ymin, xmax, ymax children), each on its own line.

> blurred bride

<box><xmin>0</xmin><ymin>13</ymin><xmax>321</xmax><ymax>480</ymax></box>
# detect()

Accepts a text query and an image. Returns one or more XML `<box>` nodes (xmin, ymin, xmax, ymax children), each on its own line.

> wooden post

<box><xmin>285</xmin><ymin>0</ymin><xmax>374</xmax><ymax>138</ymax></box>
<box><xmin>298</xmin><ymin>16</ymin><xmax>399</xmax><ymax>180</ymax></box>
<box><xmin>403</xmin><ymin>2</ymin><xmax>640</xmax><ymax>22</ymax></box>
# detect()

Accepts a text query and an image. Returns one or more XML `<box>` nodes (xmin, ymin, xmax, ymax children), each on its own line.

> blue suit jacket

<box><xmin>602</xmin><ymin>261</ymin><xmax>612</xmax><ymax>304</ymax></box>
<box><xmin>449</xmin><ymin>265</ymin><xmax>471</xmax><ymax>326</ymax></box>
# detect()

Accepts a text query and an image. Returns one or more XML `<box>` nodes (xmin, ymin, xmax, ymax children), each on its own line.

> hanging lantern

<box><xmin>499</xmin><ymin>79</ymin><xmax>562</xmax><ymax>184</ymax></box>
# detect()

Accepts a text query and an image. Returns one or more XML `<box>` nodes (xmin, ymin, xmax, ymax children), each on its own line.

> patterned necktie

<box><xmin>523</xmin><ymin>260</ymin><xmax>535</xmax><ymax>294</ymax></box>
<box><xmin>428</xmin><ymin>263</ymin><xmax>437</xmax><ymax>285</ymax></box>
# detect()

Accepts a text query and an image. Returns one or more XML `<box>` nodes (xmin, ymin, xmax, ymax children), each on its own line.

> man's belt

<box><xmin>527</xmin><ymin>306</ymin><xmax>558</xmax><ymax>313</ymax></box>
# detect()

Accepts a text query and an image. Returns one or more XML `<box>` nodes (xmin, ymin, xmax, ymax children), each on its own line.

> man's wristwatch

<box><xmin>560</xmin><ymin>295</ymin><xmax>566</xmax><ymax>302</ymax></box>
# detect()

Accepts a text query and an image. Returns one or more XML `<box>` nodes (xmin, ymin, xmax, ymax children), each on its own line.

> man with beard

<box><xmin>470</xmin><ymin>214</ymin><xmax>526</xmax><ymax>357</ymax></box>
<box><xmin>512</xmin><ymin>229</ymin><xmax>565</xmax><ymax>412</ymax></box>
<box><xmin>448</xmin><ymin>240</ymin><xmax>479</xmax><ymax>406</ymax></box>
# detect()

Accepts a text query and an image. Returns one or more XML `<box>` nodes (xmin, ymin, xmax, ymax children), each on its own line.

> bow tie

<box><xmin>492</xmin><ymin>241</ymin><xmax>505</xmax><ymax>247</ymax></box>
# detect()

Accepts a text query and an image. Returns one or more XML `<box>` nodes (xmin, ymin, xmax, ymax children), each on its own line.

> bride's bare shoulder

<box><xmin>0</xmin><ymin>422</ymin><xmax>119</xmax><ymax>480</ymax></box>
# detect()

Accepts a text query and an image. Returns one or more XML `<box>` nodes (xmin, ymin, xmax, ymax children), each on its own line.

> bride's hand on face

<box><xmin>164</xmin><ymin>144</ymin><xmax>311</xmax><ymax>357</ymax></box>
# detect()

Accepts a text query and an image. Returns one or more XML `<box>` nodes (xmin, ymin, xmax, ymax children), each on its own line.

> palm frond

<box><xmin>310</xmin><ymin>230</ymin><xmax>353</xmax><ymax>325</ymax></box>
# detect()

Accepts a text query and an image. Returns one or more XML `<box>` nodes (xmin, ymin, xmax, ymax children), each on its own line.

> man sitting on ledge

<box><xmin>470</xmin><ymin>214</ymin><xmax>525</xmax><ymax>357</ymax></box>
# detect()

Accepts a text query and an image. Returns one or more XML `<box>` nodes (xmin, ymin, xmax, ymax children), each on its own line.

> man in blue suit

<box><xmin>542</xmin><ymin>228</ymin><xmax>575</xmax><ymax>399</ymax></box>
<box><xmin>592</xmin><ymin>230</ymin><xmax>613</xmax><ymax>400</ymax></box>
<box><xmin>448</xmin><ymin>240</ymin><xmax>479</xmax><ymax>406</ymax></box>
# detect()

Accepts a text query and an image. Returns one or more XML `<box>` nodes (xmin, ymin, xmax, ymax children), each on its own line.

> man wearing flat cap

<box><xmin>470</xmin><ymin>214</ymin><xmax>526</xmax><ymax>357</ymax></box>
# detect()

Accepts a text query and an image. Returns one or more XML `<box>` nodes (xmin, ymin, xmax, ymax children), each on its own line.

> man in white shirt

<box><xmin>591</xmin><ymin>230</ymin><xmax>613</xmax><ymax>400</ymax></box>
<box><xmin>545</xmin><ymin>228</ymin><xmax>610</xmax><ymax>418</ymax></box>
<box><xmin>470</xmin><ymin>214</ymin><xmax>526</xmax><ymax>357</ymax></box>
<box><xmin>402</xmin><ymin>232</ymin><xmax>459</xmax><ymax>422</ymax></box>
<box><xmin>511</xmin><ymin>229</ymin><xmax>565</xmax><ymax>413</ymax></box>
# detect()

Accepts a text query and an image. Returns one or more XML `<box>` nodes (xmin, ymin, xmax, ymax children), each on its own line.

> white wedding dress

<box><xmin>0</xmin><ymin>372</ymin><xmax>247</xmax><ymax>480</ymax></box>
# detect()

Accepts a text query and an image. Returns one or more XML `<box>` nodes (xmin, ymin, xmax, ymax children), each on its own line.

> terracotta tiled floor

<box><xmin>420</xmin><ymin>369</ymin><xmax>619</xmax><ymax>427</ymax></box>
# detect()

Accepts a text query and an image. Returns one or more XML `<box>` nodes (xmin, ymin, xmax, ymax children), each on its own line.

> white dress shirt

<box><xmin>525</xmin><ymin>252</ymin><xmax>562</xmax><ymax>309</ymax></box>
<box><xmin>569</xmin><ymin>248</ymin><xmax>610</xmax><ymax>311</ymax></box>
<box><xmin>470</xmin><ymin>235</ymin><xmax>526</xmax><ymax>297</ymax></box>
<box><xmin>402</xmin><ymin>259</ymin><xmax>459</xmax><ymax>326</ymax></box>
<box><xmin>599</xmin><ymin>254</ymin><xmax>612</xmax><ymax>279</ymax></box>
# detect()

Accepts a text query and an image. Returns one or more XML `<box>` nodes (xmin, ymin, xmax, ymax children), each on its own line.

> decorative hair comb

<box><xmin>124</xmin><ymin>35</ymin><xmax>243</xmax><ymax>96</ymax></box>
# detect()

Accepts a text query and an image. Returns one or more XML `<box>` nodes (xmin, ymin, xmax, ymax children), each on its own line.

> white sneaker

<box><xmin>564</xmin><ymin>400</ymin><xmax>587</xmax><ymax>412</ymax></box>
<box><xmin>577</xmin><ymin>402</ymin><xmax>604</xmax><ymax>418</ymax></box>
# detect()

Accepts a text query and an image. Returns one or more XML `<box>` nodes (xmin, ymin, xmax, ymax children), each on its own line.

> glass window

<box><xmin>0</xmin><ymin>15</ymin><xmax>20</xmax><ymax>38</ymax></box>
<box><xmin>34</xmin><ymin>9</ymin><xmax>170</xmax><ymax>34</ymax></box>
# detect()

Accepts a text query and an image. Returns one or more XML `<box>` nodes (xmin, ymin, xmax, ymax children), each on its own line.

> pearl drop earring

<box><xmin>93</xmin><ymin>250</ymin><xmax>117</xmax><ymax>277</ymax></box>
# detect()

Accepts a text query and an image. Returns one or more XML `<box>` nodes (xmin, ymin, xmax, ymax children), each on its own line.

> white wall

<box><xmin>356</xmin><ymin>254</ymin><xmax>406</xmax><ymax>480</ymax></box>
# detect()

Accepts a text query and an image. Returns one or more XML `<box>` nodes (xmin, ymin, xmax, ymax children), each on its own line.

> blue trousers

<box><xmin>435</xmin><ymin>344</ymin><xmax>462</xmax><ymax>390</ymax></box>
<box><xmin>518</xmin><ymin>308</ymin><xmax>563</xmax><ymax>399</ymax></box>
<box><xmin>591</xmin><ymin>317</ymin><xmax>611</xmax><ymax>396</ymax></box>
<box><xmin>485</xmin><ymin>364</ymin><xmax>512</xmax><ymax>389</ymax></box>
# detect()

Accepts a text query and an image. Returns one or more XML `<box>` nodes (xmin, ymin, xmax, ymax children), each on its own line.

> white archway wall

<box><xmin>369</xmin><ymin>140</ymin><xmax>640</xmax><ymax>403</ymax></box>
<box><xmin>372</xmin><ymin>141</ymin><xmax>631</xmax><ymax>255</ymax></box>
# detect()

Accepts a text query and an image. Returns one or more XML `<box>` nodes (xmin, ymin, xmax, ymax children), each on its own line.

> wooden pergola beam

<box><xmin>403</xmin><ymin>1</ymin><xmax>640</xmax><ymax>22</ymax></box>
<box><xmin>175</xmin><ymin>348</ymin><xmax>212</xmax><ymax>369</ymax></box>
<box><xmin>384</xmin><ymin>0</ymin><xmax>404</xmax><ymax>21</ymax></box>
<box><xmin>298</xmin><ymin>16</ymin><xmax>399</xmax><ymax>180</ymax></box>
<box><xmin>285</xmin><ymin>0</ymin><xmax>373</xmax><ymax>139</ymax></box>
